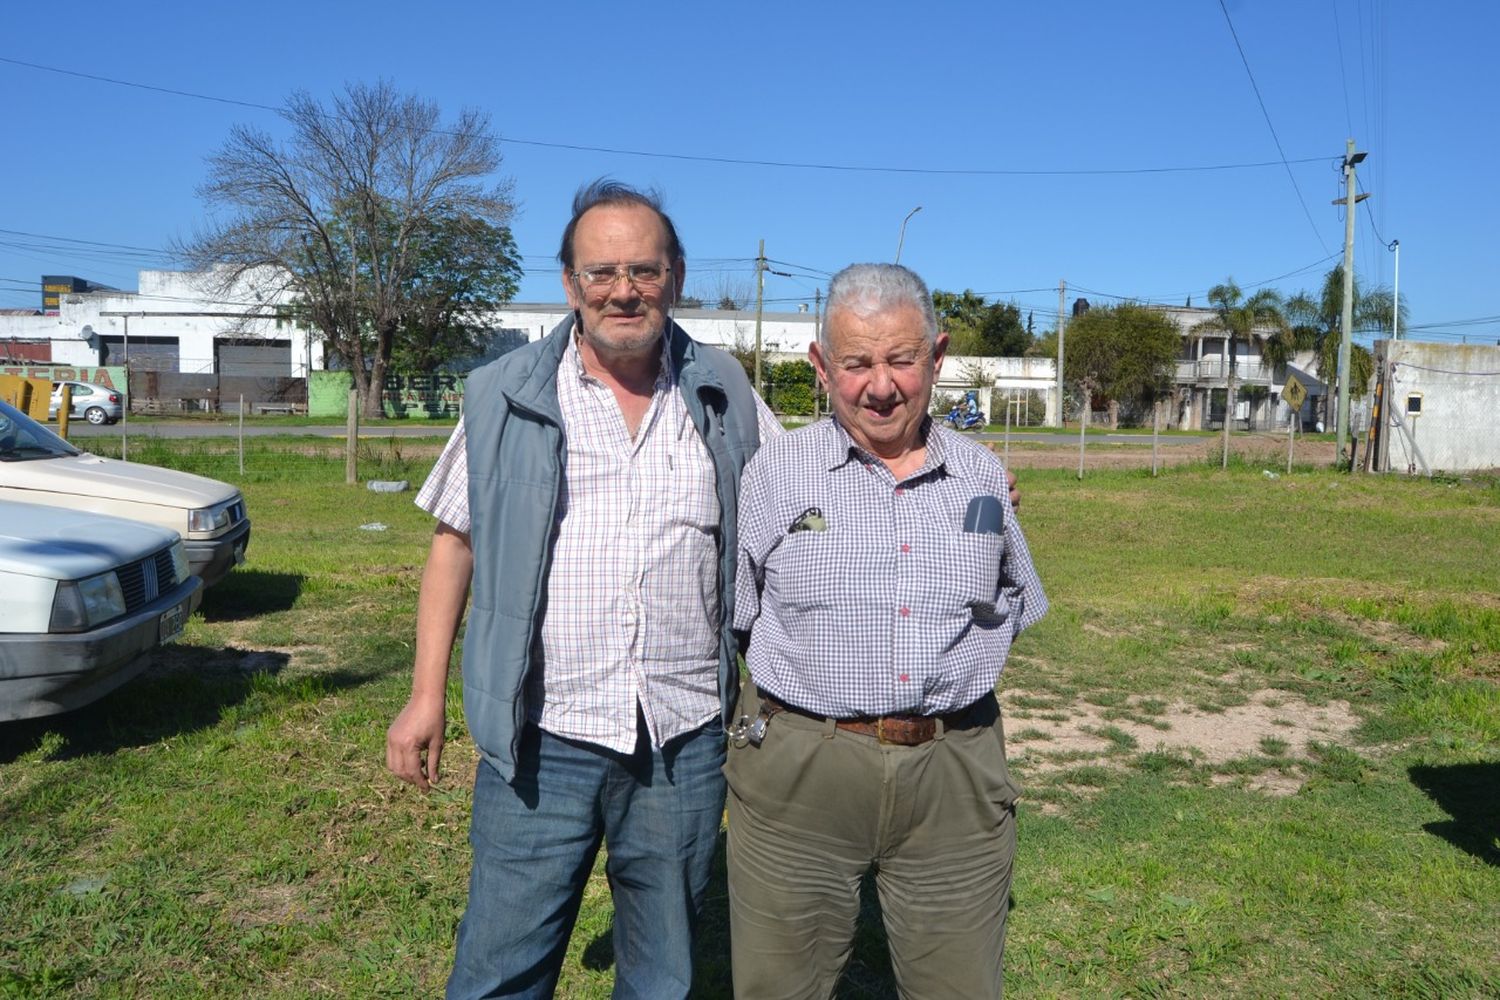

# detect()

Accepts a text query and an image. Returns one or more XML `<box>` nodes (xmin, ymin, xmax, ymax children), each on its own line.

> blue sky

<box><xmin>2</xmin><ymin>1</ymin><xmax>1495</xmax><ymax>346</ymax></box>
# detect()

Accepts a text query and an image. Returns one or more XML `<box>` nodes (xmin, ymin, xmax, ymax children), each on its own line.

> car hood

<box><xmin>0</xmin><ymin>453</ymin><xmax>239</xmax><ymax>509</ymax></box>
<box><xmin>0</xmin><ymin>499</ymin><xmax>177</xmax><ymax>580</ymax></box>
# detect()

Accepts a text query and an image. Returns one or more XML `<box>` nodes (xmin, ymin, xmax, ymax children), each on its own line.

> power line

<box><xmin>1331</xmin><ymin>0</ymin><xmax>1355</xmax><ymax>137</ymax></box>
<box><xmin>1216</xmin><ymin>0</ymin><xmax>1332</xmax><ymax>255</ymax></box>
<box><xmin>0</xmin><ymin>54</ymin><xmax>1335</xmax><ymax>179</ymax></box>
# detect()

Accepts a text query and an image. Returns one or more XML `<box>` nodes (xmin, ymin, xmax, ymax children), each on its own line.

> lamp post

<box><xmin>895</xmin><ymin>206</ymin><xmax>922</xmax><ymax>264</ymax></box>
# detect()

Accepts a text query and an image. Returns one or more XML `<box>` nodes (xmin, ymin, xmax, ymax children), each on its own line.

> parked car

<box><xmin>0</xmin><ymin>398</ymin><xmax>250</xmax><ymax>586</ymax></box>
<box><xmin>49</xmin><ymin>380</ymin><xmax>124</xmax><ymax>425</ymax></box>
<box><xmin>0</xmin><ymin>499</ymin><xmax>202</xmax><ymax>721</ymax></box>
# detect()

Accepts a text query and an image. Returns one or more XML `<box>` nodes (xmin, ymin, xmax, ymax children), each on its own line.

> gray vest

<box><xmin>460</xmin><ymin>314</ymin><xmax>760</xmax><ymax>780</ymax></box>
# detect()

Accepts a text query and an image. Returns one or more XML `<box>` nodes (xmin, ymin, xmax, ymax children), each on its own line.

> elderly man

<box><xmin>726</xmin><ymin>262</ymin><xmax>1047</xmax><ymax>999</ymax></box>
<box><xmin>386</xmin><ymin>180</ymin><xmax>780</xmax><ymax>999</ymax></box>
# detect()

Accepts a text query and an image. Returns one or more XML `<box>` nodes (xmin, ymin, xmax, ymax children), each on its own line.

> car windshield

<box><xmin>0</xmin><ymin>399</ymin><xmax>81</xmax><ymax>462</ymax></box>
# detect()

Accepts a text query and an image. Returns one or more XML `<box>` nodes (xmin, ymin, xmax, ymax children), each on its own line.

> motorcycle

<box><xmin>944</xmin><ymin>403</ymin><xmax>986</xmax><ymax>431</ymax></box>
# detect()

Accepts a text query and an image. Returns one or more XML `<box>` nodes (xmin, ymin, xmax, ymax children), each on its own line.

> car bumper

<box><xmin>0</xmin><ymin>576</ymin><xmax>203</xmax><ymax>722</ymax></box>
<box><xmin>185</xmin><ymin>519</ymin><xmax>251</xmax><ymax>587</ymax></box>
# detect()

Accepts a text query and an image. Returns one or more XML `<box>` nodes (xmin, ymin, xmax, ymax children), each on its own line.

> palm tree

<box><xmin>1285</xmin><ymin>267</ymin><xmax>1406</xmax><ymax>428</ymax></box>
<box><xmin>1194</xmin><ymin>279</ymin><xmax>1289</xmax><ymax>467</ymax></box>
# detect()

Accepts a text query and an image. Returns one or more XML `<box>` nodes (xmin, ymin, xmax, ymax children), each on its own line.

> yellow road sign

<box><xmin>1282</xmin><ymin>374</ymin><xmax>1307</xmax><ymax>411</ymax></box>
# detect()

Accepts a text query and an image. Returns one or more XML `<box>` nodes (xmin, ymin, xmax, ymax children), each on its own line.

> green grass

<box><xmin>1</xmin><ymin>447</ymin><xmax>1497</xmax><ymax>997</ymax></box>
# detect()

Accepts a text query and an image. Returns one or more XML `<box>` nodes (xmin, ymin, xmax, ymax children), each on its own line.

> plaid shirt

<box><xmin>418</xmin><ymin>333</ymin><xmax>783</xmax><ymax>753</ymax></box>
<box><xmin>733</xmin><ymin>416</ymin><xmax>1047</xmax><ymax>717</ymax></box>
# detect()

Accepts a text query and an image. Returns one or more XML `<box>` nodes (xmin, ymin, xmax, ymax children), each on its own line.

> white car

<box><xmin>0</xmin><ymin>499</ymin><xmax>202</xmax><ymax>722</ymax></box>
<box><xmin>0</xmin><ymin>398</ymin><xmax>250</xmax><ymax>586</ymax></box>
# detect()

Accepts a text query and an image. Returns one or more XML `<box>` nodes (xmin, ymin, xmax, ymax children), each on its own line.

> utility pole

<box><xmin>1335</xmin><ymin>139</ymin><xmax>1368</xmax><ymax>470</ymax></box>
<box><xmin>1390</xmin><ymin>239</ymin><xmax>1400</xmax><ymax>341</ymax></box>
<box><xmin>1055</xmin><ymin>279</ymin><xmax>1066</xmax><ymax>428</ymax></box>
<box><xmin>813</xmin><ymin>287</ymin><xmax>822</xmax><ymax>417</ymax></box>
<box><xmin>754</xmin><ymin>239</ymin><xmax>765</xmax><ymax>398</ymax></box>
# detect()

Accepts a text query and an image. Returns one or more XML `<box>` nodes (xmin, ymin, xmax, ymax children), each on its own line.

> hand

<box><xmin>1007</xmin><ymin>468</ymin><xmax>1020</xmax><ymax>511</ymax></box>
<box><xmin>386</xmin><ymin>694</ymin><xmax>446</xmax><ymax>792</ymax></box>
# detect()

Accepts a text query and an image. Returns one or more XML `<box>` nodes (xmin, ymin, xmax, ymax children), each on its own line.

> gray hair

<box><xmin>821</xmin><ymin>263</ymin><xmax>938</xmax><ymax>349</ymax></box>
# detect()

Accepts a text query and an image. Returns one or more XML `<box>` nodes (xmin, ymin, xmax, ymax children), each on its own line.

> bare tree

<box><xmin>179</xmin><ymin>81</ymin><xmax>518</xmax><ymax>416</ymax></box>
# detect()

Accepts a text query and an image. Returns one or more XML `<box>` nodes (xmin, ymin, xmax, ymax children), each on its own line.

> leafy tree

<box><xmin>181</xmin><ymin>81</ymin><xmax>518</xmax><ymax>416</ymax></box>
<box><xmin>1062</xmin><ymin>303</ymin><xmax>1180</xmax><ymax>427</ymax></box>
<box><xmin>932</xmin><ymin>289</ymin><xmax>1030</xmax><ymax>356</ymax></box>
<box><xmin>1193</xmin><ymin>280</ymin><xmax>1289</xmax><ymax>446</ymax></box>
<box><xmin>1286</xmin><ymin>267</ymin><xmax>1402</xmax><ymax>421</ymax></box>
<box><xmin>764</xmin><ymin>359</ymin><xmax>817</xmax><ymax>415</ymax></box>
<box><xmin>384</xmin><ymin>212</ymin><xmax>521</xmax><ymax>372</ymax></box>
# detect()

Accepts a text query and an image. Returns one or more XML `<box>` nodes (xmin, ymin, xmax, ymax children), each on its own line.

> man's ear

<box><xmin>808</xmin><ymin>341</ymin><xmax>829</xmax><ymax>389</ymax></box>
<box><xmin>670</xmin><ymin>257</ymin><xmax>686</xmax><ymax>307</ymax></box>
<box><xmin>562</xmin><ymin>265</ymin><xmax>580</xmax><ymax>311</ymax></box>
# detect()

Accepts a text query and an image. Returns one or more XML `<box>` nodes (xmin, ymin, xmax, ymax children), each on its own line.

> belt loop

<box><xmin>934</xmin><ymin>716</ymin><xmax>947</xmax><ymax>741</ymax></box>
<box><xmin>821</xmin><ymin>716</ymin><xmax>836</xmax><ymax>740</ymax></box>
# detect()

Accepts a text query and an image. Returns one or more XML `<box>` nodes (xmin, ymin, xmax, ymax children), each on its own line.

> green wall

<box><xmin>308</xmin><ymin>371</ymin><xmax>466</xmax><ymax>419</ymax></box>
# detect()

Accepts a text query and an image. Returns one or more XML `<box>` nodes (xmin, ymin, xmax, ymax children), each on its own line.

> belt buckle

<box><xmin>875</xmin><ymin>716</ymin><xmax>931</xmax><ymax>746</ymax></box>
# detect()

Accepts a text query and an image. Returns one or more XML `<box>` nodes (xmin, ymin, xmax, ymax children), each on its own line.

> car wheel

<box><xmin>85</xmin><ymin>407</ymin><xmax>108</xmax><ymax>425</ymax></box>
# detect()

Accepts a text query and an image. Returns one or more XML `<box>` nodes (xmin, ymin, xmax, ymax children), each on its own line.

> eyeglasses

<box><xmin>571</xmin><ymin>262</ymin><xmax>672</xmax><ymax>292</ymax></box>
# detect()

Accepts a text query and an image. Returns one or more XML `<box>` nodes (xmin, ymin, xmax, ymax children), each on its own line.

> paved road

<box><xmin>62</xmin><ymin>419</ymin><xmax>1215</xmax><ymax>447</ymax></box>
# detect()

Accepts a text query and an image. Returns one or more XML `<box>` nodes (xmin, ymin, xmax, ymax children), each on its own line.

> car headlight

<box><xmin>188</xmin><ymin>502</ymin><xmax>232</xmax><ymax>533</ymax></box>
<box><xmin>169</xmin><ymin>540</ymin><xmax>190</xmax><ymax>583</ymax></box>
<box><xmin>50</xmin><ymin>572</ymin><xmax>127</xmax><ymax>632</ymax></box>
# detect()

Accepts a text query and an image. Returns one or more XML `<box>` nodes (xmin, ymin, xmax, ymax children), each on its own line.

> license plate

<box><xmin>160</xmin><ymin>604</ymin><xmax>186</xmax><ymax>643</ymax></box>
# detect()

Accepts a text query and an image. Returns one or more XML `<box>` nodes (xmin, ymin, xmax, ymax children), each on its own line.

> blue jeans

<box><xmin>446</xmin><ymin>717</ymin><xmax>727</xmax><ymax>1000</ymax></box>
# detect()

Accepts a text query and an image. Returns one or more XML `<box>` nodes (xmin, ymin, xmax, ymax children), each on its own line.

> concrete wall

<box><xmin>1374</xmin><ymin>341</ymin><xmax>1500</xmax><ymax>474</ymax></box>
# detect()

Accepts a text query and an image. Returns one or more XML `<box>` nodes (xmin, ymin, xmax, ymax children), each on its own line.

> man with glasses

<box><xmin>386</xmin><ymin>179</ymin><xmax>779</xmax><ymax>998</ymax></box>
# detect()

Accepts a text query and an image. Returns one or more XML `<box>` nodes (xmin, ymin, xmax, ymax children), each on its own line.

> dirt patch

<box><xmin>1004</xmin><ymin>687</ymin><xmax>1359</xmax><ymax>795</ymax></box>
<box><xmin>989</xmin><ymin>434</ymin><xmax>1337</xmax><ymax>472</ymax></box>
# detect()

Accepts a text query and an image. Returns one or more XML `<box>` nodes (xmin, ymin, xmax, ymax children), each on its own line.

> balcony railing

<box><xmin>1174</xmin><ymin>358</ymin><xmax>1276</xmax><ymax>385</ymax></box>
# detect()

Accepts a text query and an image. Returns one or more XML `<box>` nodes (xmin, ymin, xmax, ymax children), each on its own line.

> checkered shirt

<box><xmin>417</xmin><ymin>333</ymin><xmax>783</xmax><ymax>753</ymax></box>
<box><xmin>733</xmin><ymin>416</ymin><xmax>1047</xmax><ymax>717</ymax></box>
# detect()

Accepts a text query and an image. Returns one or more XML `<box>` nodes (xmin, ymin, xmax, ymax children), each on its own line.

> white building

<box><xmin>0</xmin><ymin>269</ymin><xmax>320</xmax><ymax>379</ymax></box>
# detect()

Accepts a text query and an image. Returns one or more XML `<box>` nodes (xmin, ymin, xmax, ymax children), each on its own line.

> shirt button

<box><xmin>900</xmin><ymin>543</ymin><xmax>911</xmax><ymax>553</ymax></box>
<box><xmin>898</xmin><ymin>607</ymin><xmax>910</xmax><ymax>617</ymax></box>
<box><xmin>899</xmin><ymin>673</ymin><xmax>910</xmax><ymax>682</ymax></box>
<box><xmin>894</xmin><ymin>487</ymin><xmax>905</xmax><ymax>496</ymax></box>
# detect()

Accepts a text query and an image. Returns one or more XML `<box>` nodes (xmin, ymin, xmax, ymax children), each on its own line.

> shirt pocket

<box><xmin>946</xmin><ymin>533</ymin><xmax>1010</xmax><ymax>627</ymax></box>
<box><xmin>769</xmin><ymin>531</ymin><xmax>841</xmax><ymax>612</ymax></box>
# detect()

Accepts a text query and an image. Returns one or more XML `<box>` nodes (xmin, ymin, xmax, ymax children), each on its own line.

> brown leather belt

<box><xmin>758</xmin><ymin>692</ymin><xmax>987</xmax><ymax>746</ymax></box>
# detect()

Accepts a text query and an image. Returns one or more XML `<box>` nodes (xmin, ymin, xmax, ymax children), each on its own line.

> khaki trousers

<box><xmin>724</xmin><ymin>684</ymin><xmax>1020</xmax><ymax>1000</ymax></box>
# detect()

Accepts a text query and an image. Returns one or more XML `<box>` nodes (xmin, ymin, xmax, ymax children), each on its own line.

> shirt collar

<box><xmin>821</xmin><ymin>415</ymin><xmax>954</xmax><ymax>480</ymax></box>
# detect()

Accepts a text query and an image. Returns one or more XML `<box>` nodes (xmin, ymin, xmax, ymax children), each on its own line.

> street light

<box><xmin>895</xmin><ymin>206</ymin><xmax>922</xmax><ymax>264</ymax></box>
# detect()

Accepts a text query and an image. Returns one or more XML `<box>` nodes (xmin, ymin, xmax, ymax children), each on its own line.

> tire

<box><xmin>85</xmin><ymin>407</ymin><xmax>108</xmax><ymax>425</ymax></box>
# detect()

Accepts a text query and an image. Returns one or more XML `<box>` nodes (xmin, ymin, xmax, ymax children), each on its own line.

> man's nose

<box><xmin>606</xmin><ymin>272</ymin><xmax>641</xmax><ymax>302</ymax></box>
<box><xmin>866</xmin><ymin>363</ymin><xmax>897</xmax><ymax>396</ymax></box>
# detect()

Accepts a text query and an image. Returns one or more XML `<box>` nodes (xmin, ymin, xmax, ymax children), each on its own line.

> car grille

<box><xmin>114</xmin><ymin>546</ymin><xmax>179</xmax><ymax>614</ymax></box>
<box><xmin>227</xmin><ymin>499</ymin><xmax>245</xmax><ymax>526</ymax></box>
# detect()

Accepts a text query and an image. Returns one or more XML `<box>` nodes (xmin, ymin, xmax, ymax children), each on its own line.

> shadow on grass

<box><xmin>1408</xmin><ymin>762</ymin><xmax>1500</xmax><ymax>866</ymax></box>
<box><xmin>198</xmin><ymin>569</ymin><xmax>304</xmax><ymax>622</ymax></box>
<box><xmin>0</xmin><ymin>643</ymin><xmax>376</xmax><ymax>765</ymax></box>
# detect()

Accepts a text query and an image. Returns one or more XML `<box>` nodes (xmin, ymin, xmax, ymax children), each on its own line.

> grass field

<box><xmin>1</xmin><ymin>436</ymin><xmax>1496</xmax><ymax>998</ymax></box>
